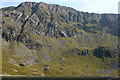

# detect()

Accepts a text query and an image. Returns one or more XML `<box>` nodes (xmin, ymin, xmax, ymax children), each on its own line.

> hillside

<box><xmin>1</xmin><ymin>2</ymin><xmax>119</xmax><ymax>77</ymax></box>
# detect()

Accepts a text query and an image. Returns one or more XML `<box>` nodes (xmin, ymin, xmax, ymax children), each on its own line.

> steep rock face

<box><xmin>1</xmin><ymin>2</ymin><xmax>118</xmax><ymax>41</ymax></box>
<box><xmin>72</xmin><ymin>48</ymin><xmax>90</xmax><ymax>56</ymax></box>
<box><xmin>1</xmin><ymin>2</ymin><xmax>118</xmax><ymax>53</ymax></box>
<box><xmin>93</xmin><ymin>46</ymin><xmax>118</xmax><ymax>58</ymax></box>
<box><xmin>2</xmin><ymin>10</ymin><xmax>29</xmax><ymax>42</ymax></box>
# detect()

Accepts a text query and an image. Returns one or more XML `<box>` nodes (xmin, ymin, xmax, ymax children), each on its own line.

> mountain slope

<box><xmin>1</xmin><ymin>2</ymin><xmax>119</xmax><ymax>77</ymax></box>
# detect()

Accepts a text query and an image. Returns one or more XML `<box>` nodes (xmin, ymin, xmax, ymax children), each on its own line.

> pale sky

<box><xmin>0</xmin><ymin>0</ymin><xmax>119</xmax><ymax>14</ymax></box>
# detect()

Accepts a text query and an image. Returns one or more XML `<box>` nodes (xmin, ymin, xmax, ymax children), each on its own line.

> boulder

<box><xmin>43</xmin><ymin>67</ymin><xmax>49</xmax><ymax>70</ymax></box>
<box><xmin>19</xmin><ymin>63</ymin><xmax>26</xmax><ymax>66</ymax></box>
<box><xmin>60</xmin><ymin>67</ymin><xmax>63</xmax><ymax>70</ymax></box>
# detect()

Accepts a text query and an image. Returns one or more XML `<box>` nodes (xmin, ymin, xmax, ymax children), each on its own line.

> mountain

<box><xmin>1</xmin><ymin>2</ymin><xmax>119</xmax><ymax>77</ymax></box>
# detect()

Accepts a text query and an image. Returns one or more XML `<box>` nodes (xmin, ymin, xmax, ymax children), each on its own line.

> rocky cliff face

<box><xmin>2</xmin><ymin>2</ymin><xmax>118</xmax><ymax>40</ymax></box>
<box><xmin>1</xmin><ymin>2</ymin><xmax>118</xmax><ymax>47</ymax></box>
<box><xmin>1</xmin><ymin>2</ymin><xmax>119</xmax><ymax>77</ymax></box>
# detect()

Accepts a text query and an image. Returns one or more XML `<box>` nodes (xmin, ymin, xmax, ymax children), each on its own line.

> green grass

<box><xmin>2</xmin><ymin>39</ymin><xmax>118</xmax><ymax>77</ymax></box>
<box><xmin>1</xmin><ymin>32</ymin><xmax>118</xmax><ymax>77</ymax></box>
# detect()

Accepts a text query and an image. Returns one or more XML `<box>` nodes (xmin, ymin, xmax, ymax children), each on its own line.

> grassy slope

<box><xmin>2</xmin><ymin>37</ymin><xmax>118</xmax><ymax>77</ymax></box>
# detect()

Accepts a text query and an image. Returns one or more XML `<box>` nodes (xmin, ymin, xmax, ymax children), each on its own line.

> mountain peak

<box><xmin>21</xmin><ymin>1</ymin><xmax>38</xmax><ymax>5</ymax></box>
<box><xmin>39</xmin><ymin>2</ymin><xmax>46</xmax><ymax>4</ymax></box>
<box><xmin>18</xmin><ymin>2</ymin><xmax>48</xmax><ymax>7</ymax></box>
<box><xmin>16</xmin><ymin>2</ymin><xmax>38</xmax><ymax>9</ymax></box>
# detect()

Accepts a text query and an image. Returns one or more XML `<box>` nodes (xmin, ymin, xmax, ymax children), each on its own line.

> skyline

<box><xmin>0</xmin><ymin>0</ymin><xmax>119</xmax><ymax>14</ymax></box>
